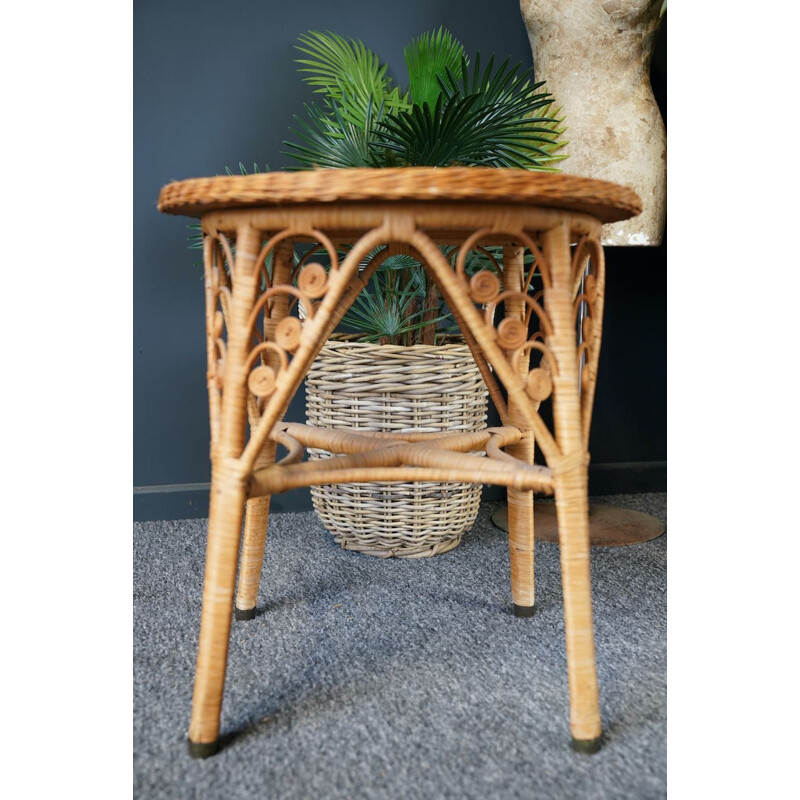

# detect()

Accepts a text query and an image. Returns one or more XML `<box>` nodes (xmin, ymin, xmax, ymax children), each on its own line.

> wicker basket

<box><xmin>305</xmin><ymin>336</ymin><xmax>488</xmax><ymax>557</ymax></box>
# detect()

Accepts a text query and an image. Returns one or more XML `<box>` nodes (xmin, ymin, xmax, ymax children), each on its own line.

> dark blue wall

<box><xmin>134</xmin><ymin>0</ymin><xmax>666</xmax><ymax>520</ymax></box>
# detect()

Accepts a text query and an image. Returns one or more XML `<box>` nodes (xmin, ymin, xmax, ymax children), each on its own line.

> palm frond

<box><xmin>287</xmin><ymin>30</ymin><xmax>566</xmax><ymax>172</ymax></box>
<box><xmin>283</xmin><ymin>98</ymin><xmax>390</xmax><ymax>169</ymax></box>
<box><xmin>340</xmin><ymin>269</ymin><xmax>446</xmax><ymax>344</ymax></box>
<box><xmin>378</xmin><ymin>84</ymin><xmax>565</xmax><ymax>169</ymax></box>
<box><xmin>224</xmin><ymin>162</ymin><xmax>268</xmax><ymax>176</ymax></box>
<box><xmin>295</xmin><ymin>30</ymin><xmax>409</xmax><ymax>127</ymax></box>
<box><xmin>427</xmin><ymin>55</ymin><xmax>567</xmax><ymax>169</ymax></box>
<box><xmin>404</xmin><ymin>27</ymin><xmax>466</xmax><ymax>110</ymax></box>
<box><xmin>374</xmin><ymin>253</ymin><xmax>422</xmax><ymax>272</ymax></box>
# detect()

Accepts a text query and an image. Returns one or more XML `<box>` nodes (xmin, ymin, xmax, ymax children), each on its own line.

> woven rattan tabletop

<box><xmin>157</xmin><ymin>168</ymin><xmax>641</xmax><ymax>224</ymax></box>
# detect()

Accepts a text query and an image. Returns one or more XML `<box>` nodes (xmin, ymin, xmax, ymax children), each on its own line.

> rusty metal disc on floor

<box><xmin>490</xmin><ymin>502</ymin><xmax>666</xmax><ymax>546</ymax></box>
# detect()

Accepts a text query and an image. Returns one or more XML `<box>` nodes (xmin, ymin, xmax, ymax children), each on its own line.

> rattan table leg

<box><xmin>503</xmin><ymin>245</ymin><xmax>536</xmax><ymax>616</ymax></box>
<box><xmin>541</xmin><ymin>221</ymin><xmax>603</xmax><ymax>751</ymax></box>
<box><xmin>553</xmin><ymin>468</ymin><xmax>602</xmax><ymax>751</ymax></box>
<box><xmin>189</xmin><ymin>224</ymin><xmax>263</xmax><ymax>757</ymax></box>
<box><xmin>507</xmin><ymin>429</ymin><xmax>536</xmax><ymax>616</ymax></box>
<box><xmin>234</xmin><ymin>237</ymin><xmax>295</xmax><ymax>619</ymax></box>
<box><xmin>188</xmin><ymin>469</ymin><xmax>247</xmax><ymax>757</ymax></box>
<box><xmin>235</xmin><ymin>440</ymin><xmax>277</xmax><ymax>619</ymax></box>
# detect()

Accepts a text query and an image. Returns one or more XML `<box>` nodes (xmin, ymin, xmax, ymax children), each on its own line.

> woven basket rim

<box><xmin>319</xmin><ymin>333</ymin><xmax>471</xmax><ymax>357</ymax></box>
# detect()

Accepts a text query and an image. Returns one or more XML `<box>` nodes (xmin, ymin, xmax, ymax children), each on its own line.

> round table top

<box><xmin>157</xmin><ymin>168</ymin><xmax>641</xmax><ymax>224</ymax></box>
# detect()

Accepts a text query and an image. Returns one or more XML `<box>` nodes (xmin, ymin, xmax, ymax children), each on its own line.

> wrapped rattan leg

<box><xmin>235</xmin><ymin>441</ymin><xmax>277</xmax><ymax>620</ymax></box>
<box><xmin>539</xmin><ymin>221</ymin><xmax>602</xmax><ymax>751</ymax></box>
<box><xmin>189</xmin><ymin>223</ymin><xmax>263</xmax><ymax>758</ymax></box>
<box><xmin>188</xmin><ymin>469</ymin><xmax>247</xmax><ymax>757</ymax></box>
<box><xmin>555</xmin><ymin>466</ymin><xmax>603</xmax><ymax>752</ymax></box>
<box><xmin>507</xmin><ymin>429</ymin><xmax>535</xmax><ymax>617</ymax></box>
<box><xmin>501</xmin><ymin>245</ymin><xmax>537</xmax><ymax>617</ymax></box>
<box><xmin>234</xmin><ymin>235</ymin><xmax>294</xmax><ymax>617</ymax></box>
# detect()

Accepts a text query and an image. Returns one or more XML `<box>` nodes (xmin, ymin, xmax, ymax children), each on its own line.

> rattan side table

<box><xmin>157</xmin><ymin>167</ymin><xmax>641</xmax><ymax>758</ymax></box>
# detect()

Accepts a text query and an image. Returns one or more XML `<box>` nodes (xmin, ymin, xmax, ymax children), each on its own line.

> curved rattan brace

<box><xmin>522</xmin><ymin>234</ymin><xmax>550</xmax><ymax>293</ymax></box>
<box><xmin>454</xmin><ymin>227</ymin><xmax>550</xmax><ymax>292</ymax></box>
<box><xmin>241</xmin><ymin>224</ymin><xmax>394</xmax><ymax>472</ymax></box>
<box><xmin>573</xmin><ymin>293</ymin><xmax>594</xmax><ymax>322</ymax></box>
<box><xmin>486</xmin><ymin>433</ymin><xmax>526</xmax><ymax>464</ymax></box>
<box><xmin>253</xmin><ymin>423</ymin><xmax>546</xmax><ymax>494</ymax></box>
<box><xmin>216</xmin><ymin>285</ymin><xmax>232</xmax><ymax>328</ymax></box>
<box><xmin>579</xmin><ymin>237</ymin><xmax>605</xmax><ymax>444</ymax></box>
<box><xmin>251</xmin><ymin>238</ymin><xmax>278</xmax><ymax>292</ymax></box>
<box><xmin>244</xmin><ymin>341</ymin><xmax>289</xmax><ymax>374</ymax></box>
<box><xmin>260</xmin><ymin>227</ymin><xmax>340</xmax><ymax>278</ymax></box>
<box><xmin>455</xmin><ymin>228</ymin><xmax>496</xmax><ymax>279</ymax></box>
<box><xmin>474</xmin><ymin>245</ymin><xmax>502</xmax><ymax>274</ymax></box>
<box><xmin>291</xmin><ymin>244</ymin><xmax>329</xmax><ymax>282</ymax></box>
<box><xmin>249</xmin><ymin>449</ymin><xmax>553</xmax><ymax>496</ymax></box>
<box><xmin>511</xmin><ymin>340</ymin><xmax>559</xmax><ymax>378</ymax></box>
<box><xmin>410</xmin><ymin>228</ymin><xmax>560</xmax><ymax>462</ymax></box>
<box><xmin>313</xmin><ymin>244</ymin><xmax>409</xmax><ymax>333</ymax></box>
<box><xmin>272</xmin><ymin>429</ymin><xmax>304</xmax><ymax>466</ymax></box>
<box><xmin>279</xmin><ymin>422</ymin><xmax>518</xmax><ymax>455</ymax></box>
<box><xmin>279</xmin><ymin>422</ymin><xmax>392</xmax><ymax>454</ymax></box>
<box><xmin>570</xmin><ymin>234</ymin><xmax>590</xmax><ymax>295</ymax></box>
<box><xmin>247</xmin><ymin>286</ymin><xmax>316</xmax><ymax>337</ymax></box>
<box><xmin>214</xmin><ymin>232</ymin><xmax>236</xmax><ymax>281</ymax></box>
<box><xmin>484</xmin><ymin>291</ymin><xmax>554</xmax><ymax>339</ymax></box>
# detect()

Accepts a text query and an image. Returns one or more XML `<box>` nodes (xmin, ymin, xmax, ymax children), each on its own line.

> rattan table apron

<box><xmin>157</xmin><ymin>167</ymin><xmax>642</xmax><ymax>758</ymax></box>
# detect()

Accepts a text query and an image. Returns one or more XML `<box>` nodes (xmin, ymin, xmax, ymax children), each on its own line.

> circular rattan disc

<box><xmin>490</xmin><ymin>502</ymin><xmax>665</xmax><ymax>547</ymax></box>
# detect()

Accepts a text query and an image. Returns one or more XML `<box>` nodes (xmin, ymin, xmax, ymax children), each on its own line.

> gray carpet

<box><xmin>134</xmin><ymin>494</ymin><xmax>666</xmax><ymax>799</ymax></box>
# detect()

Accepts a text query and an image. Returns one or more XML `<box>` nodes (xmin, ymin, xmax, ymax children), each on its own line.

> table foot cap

<box><xmin>234</xmin><ymin>606</ymin><xmax>256</xmax><ymax>621</ymax></box>
<box><xmin>188</xmin><ymin>739</ymin><xmax>220</xmax><ymax>759</ymax></box>
<box><xmin>571</xmin><ymin>735</ymin><xmax>603</xmax><ymax>754</ymax></box>
<box><xmin>513</xmin><ymin>603</ymin><xmax>536</xmax><ymax>618</ymax></box>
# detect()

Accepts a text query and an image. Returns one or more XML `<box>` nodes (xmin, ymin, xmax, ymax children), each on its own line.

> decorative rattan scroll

<box><xmin>202</xmin><ymin>217</ymin><xmax>605</xmax><ymax>477</ymax></box>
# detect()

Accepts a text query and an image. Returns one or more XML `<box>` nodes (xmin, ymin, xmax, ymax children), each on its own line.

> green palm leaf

<box><xmin>404</xmin><ymin>27</ymin><xmax>466</xmax><ymax>110</ymax></box>
<box><xmin>283</xmin><ymin>98</ymin><xmax>390</xmax><ymax>169</ymax></box>
<box><xmin>295</xmin><ymin>30</ymin><xmax>408</xmax><ymax>127</ymax></box>
<box><xmin>287</xmin><ymin>29</ymin><xmax>566</xmax><ymax>172</ymax></box>
<box><xmin>377</xmin><ymin>52</ymin><xmax>565</xmax><ymax>168</ymax></box>
<box><xmin>379</xmin><ymin>85</ymin><xmax>564</xmax><ymax>169</ymax></box>
<box><xmin>438</xmin><ymin>54</ymin><xmax>567</xmax><ymax>166</ymax></box>
<box><xmin>341</xmin><ymin>269</ymin><xmax>448</xmax><ymax>344</ymax></box>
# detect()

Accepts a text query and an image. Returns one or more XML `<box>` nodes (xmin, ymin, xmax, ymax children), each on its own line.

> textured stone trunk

<box><xmin>520</xmin><ymin>0</ymin><xmax>666</xmax><ymax>246</ymax></box>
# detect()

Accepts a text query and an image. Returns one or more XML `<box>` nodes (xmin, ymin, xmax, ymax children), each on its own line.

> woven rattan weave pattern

<box><xmin>157</xmin><ymin>167</ymin><xmax>641</xmax><ymax>223</ymax></box>
<box><xmin>156</xmin><ymin>168</ymin><xmax>641</xmax><ymax>759</ymax></box>
<box><xmin>306</xmin><ymin>338</ymin><xmax>488</xmax><ymax>557</ymax></box>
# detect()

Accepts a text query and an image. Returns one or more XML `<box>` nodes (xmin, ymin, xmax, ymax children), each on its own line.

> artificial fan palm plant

<box><xmin>284</xmin><ymin>29</ymin><xmax>567</xmax><ymax>345</ymax></box>
<box><xmin>285</xmin><ymin>28</ymin><xmax>566</xmax><ymax>170</ymax></box>
<box><xmin>285</xmin><ymin>29</ymin><xmax>568</xmax><ymax>556</ymax></box>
